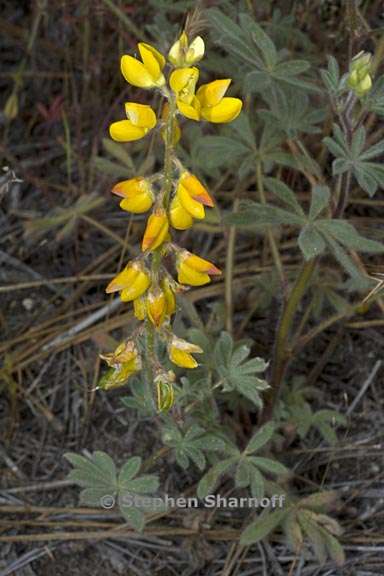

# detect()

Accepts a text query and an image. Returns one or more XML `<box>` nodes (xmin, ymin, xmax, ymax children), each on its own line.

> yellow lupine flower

<box><xmin>169</xmin><ymin>67</ymin><xmax>201</xmax><ymax>120</ymax></box>
<box><xmin>169</xmin><ymin>195</ymin><xmax>194</xmax><ymax>230</ymax></box>
<box><xmin>99</xmin><ymin>341</ymin><xmax>141</xmax><ymax>390</ymax></box>
<box><xmin>168</xmin><ymin>32</ymin><xmax>205</xmax><ymax>67</ymax></box>
<box><xmin>100</xmin><ymin>341</ymin><xmax>140</xmax><ymax>368</ymax></box>
<box><xmin>121</xmin><ymin>43</ymin><xmax>165</xmax><ymax>88</ymax></box>
<box><xmin>173</xmin><ymin>76</ymin><xmax>242</xmax><ymax>123</ymax></box>
<box><xmin>162</xmin><ymin>277</ymin><xmax>176</xmax><ymax>316</ymax></box>
<box><xmin>142</xmin><ymin>208</ymin><xmax>169</xmax><ymax>252</ymax></box>
<box><xmin>168</xmin><ymin>336</ymin><xmax>203</xmax><ymax>368</ymax></box>
<box><xmin>106</xmin><ymin>261</ymin><xmax>150</xmax><ymax>302</ymax></box>
<box><xmin>348</xmin><ymin>52</ymin><xmax>373</xmax><ymax>97</ymax></box>
<box><xmin>109</xmin><ymin>103</ymin><xmax>157</xmax><ymax>142</ymax></box>
<box><xmin>146</xmin><ymin>286</ymin><xmax>167</xmax><ymax>327</ymax></box>
<box><xmin>177</xmin><ymin>172</ymin><xmax>213</xmax><ymax>219</ymax></box>
<box><xmin>112</xmin><ymin>177</ymin><xmax>154</xmax><ymax>213</ymax></box>
<box><xmin>177</xmin><ymin>251</ymin><xmax>221</xmax><ymax>286</ymax></box>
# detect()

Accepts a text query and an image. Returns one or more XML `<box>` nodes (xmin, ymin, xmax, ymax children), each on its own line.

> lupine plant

<box><xmin>66</xmin><ymin>4</ymin><xmax>384</xmax><ymax>567</ymax></box>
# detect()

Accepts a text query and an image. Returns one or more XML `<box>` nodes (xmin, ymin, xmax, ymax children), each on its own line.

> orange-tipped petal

<box><xmin>141</xmin><ymin>209</ymin><xmax>169</xmax><ymax>252</ymax></box>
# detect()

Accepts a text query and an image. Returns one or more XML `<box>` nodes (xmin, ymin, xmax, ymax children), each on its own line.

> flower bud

<box><xmin>142</xmin><ymin>208</ymin><xmax>169</xmax><ymax>252</ymax></box>
<box><xmin>146</xmin><ymin>286</ymin><xmax>167</xmax><ymax>327</ymax></box>
<box><xmin>168</xmin><ymin>32</ymin><xmax>205</xmax><ymax>67</ymax></box>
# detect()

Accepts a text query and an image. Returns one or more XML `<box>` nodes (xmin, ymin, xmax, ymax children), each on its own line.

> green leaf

<box><xmin>194</xmin><ymin>136</ymin><xmax>250</xmax><ymax>171</ymax></box>
<box><xmin>65</xmin><ymin>451</ymin><xmax>116</xmax><ymax>491</ymax></box>
<box><xmin>317</xmin><ymin>220</ymin><xmax>384</xmax><ymax>253</ymax></box>
<box><xmin>246</xmin><ymin>422</ymin><xmax>275</xmax><ymax>454</ymax></box>
<box><xmin>250</xmin><ymin>466</ymin><xmax>265</xmax><ymax>499</ymax></box>
<box><xmin>323</xmin><ymin>531</ymin><xmax>345</xmax><ymax>566</ymax></box>
<box><xmin>299</xmin><ymin>491</ymin><xmax>338</xmax><ymax>511</ymax></box>
<box><xmin>238</xmin><ymin>13</ymin><xmax>277</xmax><ymax>69</ymax></box>
<box><xmin>298</xmin><ymin>510</ymin><xmax>327</xmax><ymax>564</ymax></box>
<box><xmin>249</xmin><ymin>456</ymin><xmax>289</xmax><ymax>476</ymax></box>
<box><xmin>263</xmin><ymin>177</ymin><xmax>305</xmax><ymax>216</ymax></box>
<box><xmin>197</xmin><ymin>459</ymin><xmax>235</xmax><ymax>499</ymax></box>
<box><xmin>298</xmin><ymin>225</ymin><xmax>326</xmax><ymax>260</ymax></box>
<box><xmin>325</xmin><ymin>235</ymin><xmax>362</xmax><ymax>278</ymax></box>
<box><xmin>119</xmin><ymin>505</ymin><xmax>145</xmax><ymax>532</ymax></box>
<box><xmin>309</xmin><ymin>185</ymin><xmax>330</xmax><ymax>220</ymax></box>
<box><xmin>118</xmin><ymin>457</ymin><xmax>142</xmax><ymax>487</ymax></box>
<box><xmin>235</xmin><ymin>460</ymin><xmax>251</xmax><ymax>488</ymax></box>
<box><xmin>240</xmin><ymin>508</ymin><xmax>288</xmax><ymax>545</ymax></box>
<box><xmin>224</xmin><ymin>201</ymin><xmax>305</xmax><ymax>227</ymax></box>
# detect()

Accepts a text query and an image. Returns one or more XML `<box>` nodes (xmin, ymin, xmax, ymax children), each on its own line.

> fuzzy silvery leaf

<box><xmin>225</xmin><ymin>201</ymin><xmax>305</xmax><ymax>227</ymax></box>
<box><xmin>197</xmin><ymin>458</ymin><xmax>236</xmax><ymax>499</ymax></box>
<box><xmin>249</xmin><ymin>456</ymin><xmax>289</xmax><ymax>476</ymax></box>
<box><xmin>250</xmin><ymin>466</ymin><xmax>265</xmax><ymax>499</ymax></box>
<box><xmin>65</xmin><ymin>452</ymin><xmax>159</xmax><ymax>531</ymax></box>
<box><xmin>194</xmin><ymin>136</ymin><xmax>250</xmax><ymax>171</ymax></box>
<box><xmin>263</xmin><ymin>177</ymin><xmax>305</xmax><ymax>216</ymax></box>
<box><xmin>309</xmin><ymin>186</ymin><xmax>330</xmax><ymax>220</ymax></box>
<box><xmin>298</xmin><ymin>225</ymin><xmax>326</xmax><ymax>260</ymax></box>
<box><xmin>240</xmin><ymin>508</ymin><xmax>289</xmax><ymax>545</ymax></box>
<box><xmin>317</xmin><ymin>220</ymin><xmax>384</xmax><ymax>253</ymax></box>
<box><xmin>245</xmin><ymin>422</ymin><xmax>275</xmax><ymax>454</ymax></box>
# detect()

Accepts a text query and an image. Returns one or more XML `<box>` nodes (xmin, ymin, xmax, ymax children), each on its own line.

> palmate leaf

<box><xmin>161</xmin><ymin>422</ymin><xmax>226</xmax><ymax>471</ymax></box>
<box><xmin>65</xmin><ymin>452</ymin><xmax>159</xmax><ymax>531</ymax></box>
<box><xmin>323</xmin><ymin>125</ymin><xmax>384</xmax><ymax>196</ymax></box>
<box><xmin>213</xmin><ymin>332</ymin><xmax>269</xmax><ymax>407</ymax></box>
<box><xmin>240</xmin><ymin>508</ymin><xmax>289</xmax><ymax>545</ymax></box>
<box><xmin>225</xmin><ymin>201</ymin><xmax>305</xmax><ymax>227</ymax></box>
<box><xmin>245</xmin><ymin>422</ymin><xmax>275</xmax><ymax>454</ymax></box>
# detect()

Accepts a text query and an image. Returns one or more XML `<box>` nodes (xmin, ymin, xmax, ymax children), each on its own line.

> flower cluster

<box><xmin>100</xmin><ymin>33</ymin><xmax>242</xmax><ymax>407</ymax></box>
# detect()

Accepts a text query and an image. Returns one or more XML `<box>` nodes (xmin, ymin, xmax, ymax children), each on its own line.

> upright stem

<box><xmin>255</xmin><ymin>161</ymin><xmax>284</xmax><ymax>284</ymax></box>
<box><xmin>143</xmin><ymin>91</ymin><xmax>176</xmax><ymax>404</ymax></box>
<box><xmin>261</xmin><ymin>258</ymin><xmax>316</xmax><ymax>422</ymax></box>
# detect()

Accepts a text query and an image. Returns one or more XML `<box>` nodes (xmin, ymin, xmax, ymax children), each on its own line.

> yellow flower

<box><xmin>179</xmin><ymin>172</ymin><xmax>213</xmax><ymax>217</ymax></box>
<box><xmin>146</xmin><ymin>286</ymin><xmax>167</xmax><ymax>327</ymax></box>
<box><xmin>177</xmin><ymin>251</ymin><xmax>221</xmax><ymax>286</ymax></box>
<box><xmin>99</xmin><ymin>341</ymin><xmax>141</xmax><ymax>390</ymax></box>
<box><xmin>112</xmin><ymin>177</ymin><xmax>154</xmax><ymax>213</ymax></box>
<box><xmin>169</xmin><ymin>195</ymin><xmax>194</xmax><ymax>230</ymax></box>
<box><xmin>100</xmin><ymin>341</ymin><xmax>140</xmax><ymax>368</ymax></box>
<box><xmin>121</xmin><ymin>43</ymin><xmax>165</xmax><ymax>88</ymax></box>
<box><xmin>142</xmin><ymin>208</ymin><xmax>169</xmax><ymax>252</ymax></box>
<box><xmin>168</xmin><ymin>336</ymin><xmax>203</xmax><ymax>368</ymax></box>
<box><xmin>170</xmin><ymin>67</ymin><xmax>200</xmax><ymax>120</ymax></box>
<box><xmin>170</xmin><ymin>172</ymin><xmax>214</xmax><ymax>229</ymax></box>
<box><xmin>106</xmin><ymin>261</ymin><xmax>150</xmax><ymax>302</ymax></box>
<box><xmin>162</xmin><ymin>277</ymin><xmax>176</xmax><ymax>316</ymax></box>
<box><xmin>172</xmin><ymin>74</ymin><xmax>242</xmax><ymax>123</ymax></box>
<box><xmin>168</xmin><ymin>32</ymin><xmax>205</xmax><ymax>67</ymax></box>
<box><xmin>109</xmin><ymin>102</ymin><xmax>157</xmax><ymax>142</ymax></box>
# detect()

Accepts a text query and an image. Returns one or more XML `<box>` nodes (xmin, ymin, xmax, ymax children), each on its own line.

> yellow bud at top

<box><xmin>168</xmin><ymin>32</ymin><xmax>205</xmax><ymax>67</ymax></box>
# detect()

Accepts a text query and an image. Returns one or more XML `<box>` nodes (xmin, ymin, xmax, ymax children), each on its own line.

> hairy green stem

<box><xmin>261</xmin><ymin>258</ymin><xmax>316</xmax><ymax>422</ymax></box>
<box><xmin>256</xmin><ymin>161</ymin><xmax>284</xmax><ymax>283</ymax></box>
